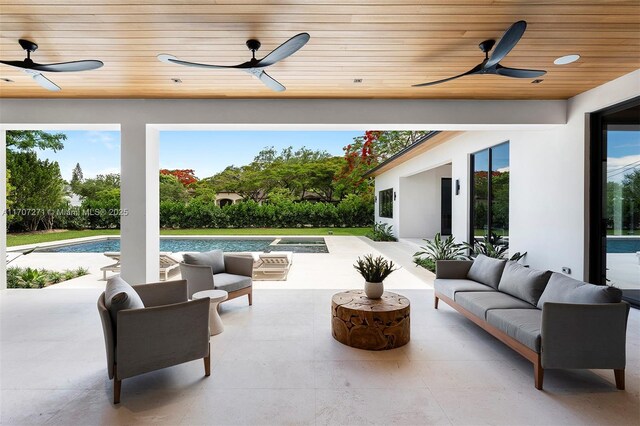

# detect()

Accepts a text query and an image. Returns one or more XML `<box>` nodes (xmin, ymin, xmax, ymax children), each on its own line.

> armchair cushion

<box><xmin>214</xmin><ymin>273</ymin><xmax>252</xmax><ymax>293</ymax></box>
<box><xmin>537</xmin><ymin>273</ymin><xmax>623</xmax><ymax>309</ymax></box>
<box><xmin>183</xmin><ymin>250</ymin><xmax>225</xmax><ymax>274</ymax></box>
<box><xmin>466</xmin><ymin>254</ymin><xmax>507</xmax><ymax>289</ymax></box>
<box><xmin>105</xmin><ymin>276</ymin><xmax>144</xmax><ymax>324</ymax></box>
<box><xmin>498</xmin><ymin>261</ymin><xmax>552</xmax><ymax>306</ymax></box>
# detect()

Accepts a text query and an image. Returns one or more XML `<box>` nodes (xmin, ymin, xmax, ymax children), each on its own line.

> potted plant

<box><xmin>353</xmin><ymin>254</ymin><xmax>398</xmax><ymax>299</ymax></box>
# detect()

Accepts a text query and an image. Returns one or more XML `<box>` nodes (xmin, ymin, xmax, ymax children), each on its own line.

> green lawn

<box><xmin>7</xmin><ymin>227</ymin><xmax>370</xmax><ymax>247</ymax></box>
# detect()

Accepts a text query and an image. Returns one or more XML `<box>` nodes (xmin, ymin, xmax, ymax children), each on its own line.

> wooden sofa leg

<box><xmin>434</xmin><ymin>295</ymin><xmax>439</xmax><ymax>309</ymax></box>
<box><xmin>204</xmin><ymin>354</ymin><xmax>211</xmax><ymax>377</ymax></box>
<box><xmin>614</xmin><ymin>369</ymin><xmax>625</xmax><ymax>390</ymax></box>
<box><xmin>248</xmin><ymin>290</ymin><xmax>253</xmax><ymax>306</ymax></box>
<box><xmin>114</xmin><ymin>379</ymin><xmax>122</xmax><ymax>404</ymax></box>
<box><xmin>534</xmin><ymin>359</ymin><xmax>544</xmax><ymax>390</ymax></box>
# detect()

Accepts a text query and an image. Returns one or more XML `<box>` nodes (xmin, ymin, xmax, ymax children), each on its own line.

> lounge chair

<box><xmin>253</xmin><ymin>251</ymin><xmax>293</xmax><ymax>280</ymax></box>
<box><xmin>100</xmin><ymin>252</ymin><xmax>180</xmax><ymax>281</ymax></box>
<box><xmin>180</xmin><ymin>250</ymin><xmax>253</xmax><ymax>305</ymax></box>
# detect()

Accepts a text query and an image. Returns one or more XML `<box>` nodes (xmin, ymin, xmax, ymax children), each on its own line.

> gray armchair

<box><xmin>97</xmin><ymin>280</ymin><xmax>211</xmax><ymax>404</ymax></box>
<box><xmin>180</xmin><ymin>254</ymin><xmax>254</xmax><ymax>305</ymax></box>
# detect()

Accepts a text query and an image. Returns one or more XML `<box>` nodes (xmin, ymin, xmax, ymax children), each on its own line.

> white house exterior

<box><xmin>372</xmin><ymin>70</ymin><xmax>640</xmax><ymax>283</ymax></box>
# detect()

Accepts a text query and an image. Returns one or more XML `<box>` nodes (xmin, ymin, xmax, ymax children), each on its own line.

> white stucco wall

<box><xmin>375</xmin><ymin>69</ymin><xmax>640</xmax><ymax>280</ymax></box>
<box><xmin>397</xmin><ymin>164</ymin><xmax>452</xmax><ymax>238</ymax></box>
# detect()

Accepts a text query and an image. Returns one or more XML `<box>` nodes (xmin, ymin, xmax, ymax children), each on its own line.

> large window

<box><xmin>379</xmin><ymin>188</ymin><xmax>393</xmax><ymax>218</ymax></box>
<box><xmin>470</xmin><ymin>142</ymin><xmax>509</xmax><ymax>242</ymax></box>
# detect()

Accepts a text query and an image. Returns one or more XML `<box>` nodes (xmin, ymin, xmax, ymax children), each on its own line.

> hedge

<box><xmin>160</xmin><ymin>196</ymin><xmax>373</xmax><ymax>229</ymax></box>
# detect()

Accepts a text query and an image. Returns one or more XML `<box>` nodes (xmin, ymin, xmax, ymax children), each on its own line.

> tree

<box><xmin>7</xmin><ymin>151</ymin><xmax>65</xmax><ymax>231</ymax></box>
<box><xmin>73</xmin><ymin>174</ymin><xmax>120</xmax><ymax>199</ymax></box>
<box><xmin>160</xmin><ymin>169</ymin><xmax>198</xmax><ymax>186</ymax></box>
<box><xmin>70</xmin><ymin>163</ymin><xmax>84</xmax><ymax>193</ymax></box>
<box><xmin>6</xmin><ymin>130</ymin><xmax>66</xmax><ymax>153</ymax></box>
<box><xmin>160</xmin><ymin>173</ymin><xmax>190</xmax><ymax>203</ymax></box>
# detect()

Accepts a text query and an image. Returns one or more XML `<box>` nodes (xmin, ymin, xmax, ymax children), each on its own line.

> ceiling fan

<box><xmin>0</xmin><ymin>39</ymin><xmax>104</xmax><ymax>91</ymax></box>
<box><xmin>158</xmin><ymin>32</ymin><xmax>310</xmax><ymax>92</ymax></box>
<box><xmin>413</xmin><ymin>20</ymin><xmax>546</xmax><ymax>87</ymax></box>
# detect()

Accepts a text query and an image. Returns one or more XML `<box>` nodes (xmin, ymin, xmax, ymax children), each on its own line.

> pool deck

<box><xmin>7</xmin><ymin>236</ymin><xmax>435</xmax><ymax>291</ymax></box>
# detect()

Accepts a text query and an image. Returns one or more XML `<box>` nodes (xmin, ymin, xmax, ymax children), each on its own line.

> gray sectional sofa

<box><xmin>434</xmin><ymin>255</ymin><xmax>630</xmax><ymax>390</ymax></box>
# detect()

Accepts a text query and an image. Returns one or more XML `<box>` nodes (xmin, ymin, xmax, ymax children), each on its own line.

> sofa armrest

<box><xmin>541</xmin><ymin>302</ymin><xmax>630</xmax><ymax>369</ymax></box>
<box><xmin>435</xmin><ymin>260</ymin><xmax>473</xmax><ymax>279</ymax></box>
<box><xmin>116</xmin><ymin>298</ymin><xmax>210</xmax><ymax>380</ymax></box>
<box><xmin>224</xmin><ymin>254</ymin><xmax>254</xmax><ymax>278</ymax></box>
<box><xmin>132</xmin><ymin>280</ymin><xmax>188</xmax><ymax>307</ymax></box>
<box><xmin>179</xmin><ymin>263</ymin><xmax>215</xmax><ymax>298</ymax></box>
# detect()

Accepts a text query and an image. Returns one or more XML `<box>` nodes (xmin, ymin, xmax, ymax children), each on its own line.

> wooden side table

<box><xmin>192</xmin><ymin>289</ymin><xmax>228</xmax><ymax>335</ymax></box>
<box><xmin>331</xmin><ymin>290</ymin><xmax>410</xmax><ymax>350</ymax></box>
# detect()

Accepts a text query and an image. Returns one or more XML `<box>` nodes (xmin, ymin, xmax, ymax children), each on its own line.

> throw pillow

<box><xmin>498</xmin><ymin>261</ymin><xmax>552</xmax><ymax>306</ymax></box>
<box><xmin>105</xmin><ymin>276</ymin><xmax>145</xmax><ymax>324</ymax></box>
<box><xmin>183</xmin><ymin>250</ymin><xmax>226</xmax><ymax>274</ymax></box>
<box><xmin>466</xmin><ymin>254</ymin><xmax>507</xmax><ymax>289</ymax></box>
<box><xmin>537</xmin><ymin>273</ymin><xmax>623</xmax><ymax>309</ymax></box>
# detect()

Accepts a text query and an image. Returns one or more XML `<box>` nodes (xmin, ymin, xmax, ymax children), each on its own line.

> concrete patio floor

<box><xmin>2</xmin><ymin>236</ymin><xmax>639</xmax><ymax>425</ymax></box>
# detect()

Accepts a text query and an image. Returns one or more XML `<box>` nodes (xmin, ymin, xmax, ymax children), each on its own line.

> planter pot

<box><xmin>364</xmin><ymin>281</ymin><xmax>384</xmax><ymax>299</ymax></box>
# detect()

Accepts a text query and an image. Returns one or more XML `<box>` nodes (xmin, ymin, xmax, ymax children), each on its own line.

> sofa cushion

<box><xmin>498</xmin><ymin>261</ymin><xmax>552</xmax><ymax>306</ymax></box>
<box><xmin>486</xmin><ymin>309</ymin><xmax>542</xmax><ymax>352</ymax></box>
<box><xmin>455</xmin><ymin>291</ymin><xmax>535</xmax><ymax>320</ymax></box>
<box><xmin>434</xmin><ymin>278</ymin><xmax>494</xmax><ymax>300</ymax></box>
<box><xmin>213</xmin><ymin>273</ymin><xmax>252</xmax><ymax>293</ymax></box>
<box><xmin>183</xmin><ymin>250</ymin><xmax>225</xmax><ymax>274</ymax></box>
<box><xmin>466</xmin><ymin>254</ymin><xmax>507</xmax><ymax>289</ymax></box>
<box><xmin>537</xmin><ymin>273</ymin><xmax>623</xmax><ymax>309</ymax></box>
<box><xmin>105</xmin><ymin>276</ymin><xmax>145</xmax><ymax>324</ymax></box>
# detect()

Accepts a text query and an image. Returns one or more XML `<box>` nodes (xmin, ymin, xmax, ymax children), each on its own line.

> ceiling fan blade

<box><xmin>0</xmin><ymin>60</ymin><xmax>32</xmax><ymax>69</ymax></box>
<box><xmin>31</xmin><ymin>60</ymin><xmax>103</xmax><ymax>72</ymax></box>
<box><xmin>255</xmin><ymin>70</ymin><xmax>286</xmax><ymax>92</ymax></box>
<box><xmin>30</xmin><ymin>72</ymin><xmax>61</xmax><ymax>91</ymax></box>
<box><xmin>495</xmin><ymin>66</ymin><xmax>546</xmax><ymax>78</ymax></box>
<box><xmin>257</xmin><ymin>33</ymin><xmax>310</xmax><ymax>67</ymax></box>
<box><xmin>412</xmin><ymin>66</ymin><xmax>480</xmax><ymax>87</ymax></box>
<box><xmin>485</xmin><ymin>20</ymin><xmax>527</xmax><ymax>68</ymax></box>
<box><xmin>157</xmin><ymin>54</ymin><xmax>241</xmax><ymax>69</ymax></box>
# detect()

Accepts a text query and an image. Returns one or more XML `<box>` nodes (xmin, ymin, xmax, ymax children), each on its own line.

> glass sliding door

<box><xmin>471</xmin><ymin>149</ymin><xmax>489</xmax><ymax>240</ymax></box>
<box><xmin>589</xmin><ymin>97</ymin><xmax>640</xmax><ymax>306</ymax></box>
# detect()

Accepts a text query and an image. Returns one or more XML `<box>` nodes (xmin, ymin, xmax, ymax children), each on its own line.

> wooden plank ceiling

<box><xmin>0</xmin><ymin>0</ymin><xmax>639</xmax><ymax>99</ymax></box>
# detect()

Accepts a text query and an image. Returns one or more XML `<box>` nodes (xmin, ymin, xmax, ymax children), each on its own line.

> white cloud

<box><xmin>84</xmin><ymin>131</ymin><xmax>119</xmax><ymax>150</ymax></box>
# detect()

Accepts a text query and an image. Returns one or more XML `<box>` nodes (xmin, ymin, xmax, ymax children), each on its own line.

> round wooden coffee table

<box><xmin>331</xmin><ymin>290</ymin><xmax>410</xmax><ymax>350</ymax></box>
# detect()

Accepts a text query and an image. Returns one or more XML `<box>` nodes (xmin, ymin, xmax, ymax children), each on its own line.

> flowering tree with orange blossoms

<box><xmin>160</xmin><ymin>169</ymin><xmax>198</xmax><ymax>186</ymax></box>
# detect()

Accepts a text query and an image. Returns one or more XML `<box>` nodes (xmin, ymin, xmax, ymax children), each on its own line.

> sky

<box><xmin>35</xmin><ymin>130</ymin><xmax>364</xmax><ymax>181</ymax></box>
<box><xmin>607</xmin><ymin>130</ymin><xmax>640</xmax><ymax>184</ymax></box>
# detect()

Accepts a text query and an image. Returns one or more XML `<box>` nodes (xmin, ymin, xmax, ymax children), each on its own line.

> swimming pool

<box><xmin>40</xmin><ymin>237</ymin><xmax>329</xmax><ymax>254</ymax></box>
<box><xmin>607</xmin><ymin>237</ymin><xmax>640</xmax><ymax>254</ymax></box>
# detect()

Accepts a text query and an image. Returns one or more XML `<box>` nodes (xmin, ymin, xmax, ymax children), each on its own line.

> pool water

<box><xmin>41</xmin><ymin>238</ymin><xmax>328</xmax><ymax>253</ymax></box>
<box><xmin>607</xmin><ymin>238</ymin><xmax>640</xmax><ymax>254</ymax></box>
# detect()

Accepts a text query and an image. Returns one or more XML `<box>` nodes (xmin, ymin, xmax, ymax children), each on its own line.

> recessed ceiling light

<box><xmin>531</xmin><ymin>79</ymin><xmax>544</xmax><ymax>84</ymax></box>
<box><xmin>554</xmin><ymin>54</ymin><xmax>580</xmax><ymax>65</ymax></box>
<box><xmin>1</xmin><ymin>78</ymin><xmax>14</xmax><ymax>83</ymax></box>
<box><xmin>171</xmin><ymin>78</ymin><xmax>182</xmax><ymax>83</ymax></box>
<box><xmin>353</xmin><ymin>79</ymin><xmax>363</xmax><ymax>83</ymax></box>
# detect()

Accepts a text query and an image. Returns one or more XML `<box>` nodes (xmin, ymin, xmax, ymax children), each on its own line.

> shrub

<box><xmin>464</xmin><ymin>233</ymin><xmax>526</xmax><ymax>262</ymax></box>
<box><xmin>367</xmin><ymin>222</ymin><xmax>397</xmax><ymax>242</ymax></box>
<box><xmin>413</xmin><ymin>233</ymin><xmax>467</xmax><ymax>273</ymax></box>
<box><xmin>7</xmin><ymin>266</ymin><xmax>89</xmax><ymax>289</ymax></box>
<box><xmin>413</xmin><ymin>257</ymin><xmax>436</xmax><ymax>273</ymax></box>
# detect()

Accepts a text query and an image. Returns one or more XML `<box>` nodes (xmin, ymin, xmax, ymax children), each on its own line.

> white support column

<box><xmin>1</xmin><ymin>129</ymin><xmax>6</xmax><ymax>289</ymax></box>
<box><xmin>119</xmin><ymin>123</ymin><xmax>160</xmax><ymax>284</ymax></box>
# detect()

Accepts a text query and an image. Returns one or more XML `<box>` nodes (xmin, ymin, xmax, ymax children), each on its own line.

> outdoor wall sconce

<box><xmin>393</xmin><ymin>191</ymin><xmax>397</xmax><ymax>200</ymax></box>
<box><xmin>374</xmin><ymin>196</ymin><xmax>377</xmax><ymax>203</ymax></box>
<box><xmin>455</xmin><ymin>179</ymin><xmax>460</xmax><ymax>195</ymax></box>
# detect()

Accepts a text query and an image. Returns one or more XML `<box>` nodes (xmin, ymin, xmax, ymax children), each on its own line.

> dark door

<box><xmin>441</xmin><ymin>178</ymin><xmax>452</xmax><ymax>235</ymax></box>
<box><xmin>589</xmin><ymin>97</ymin><xmax>640</xmax><ymax>307</ymax></box>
